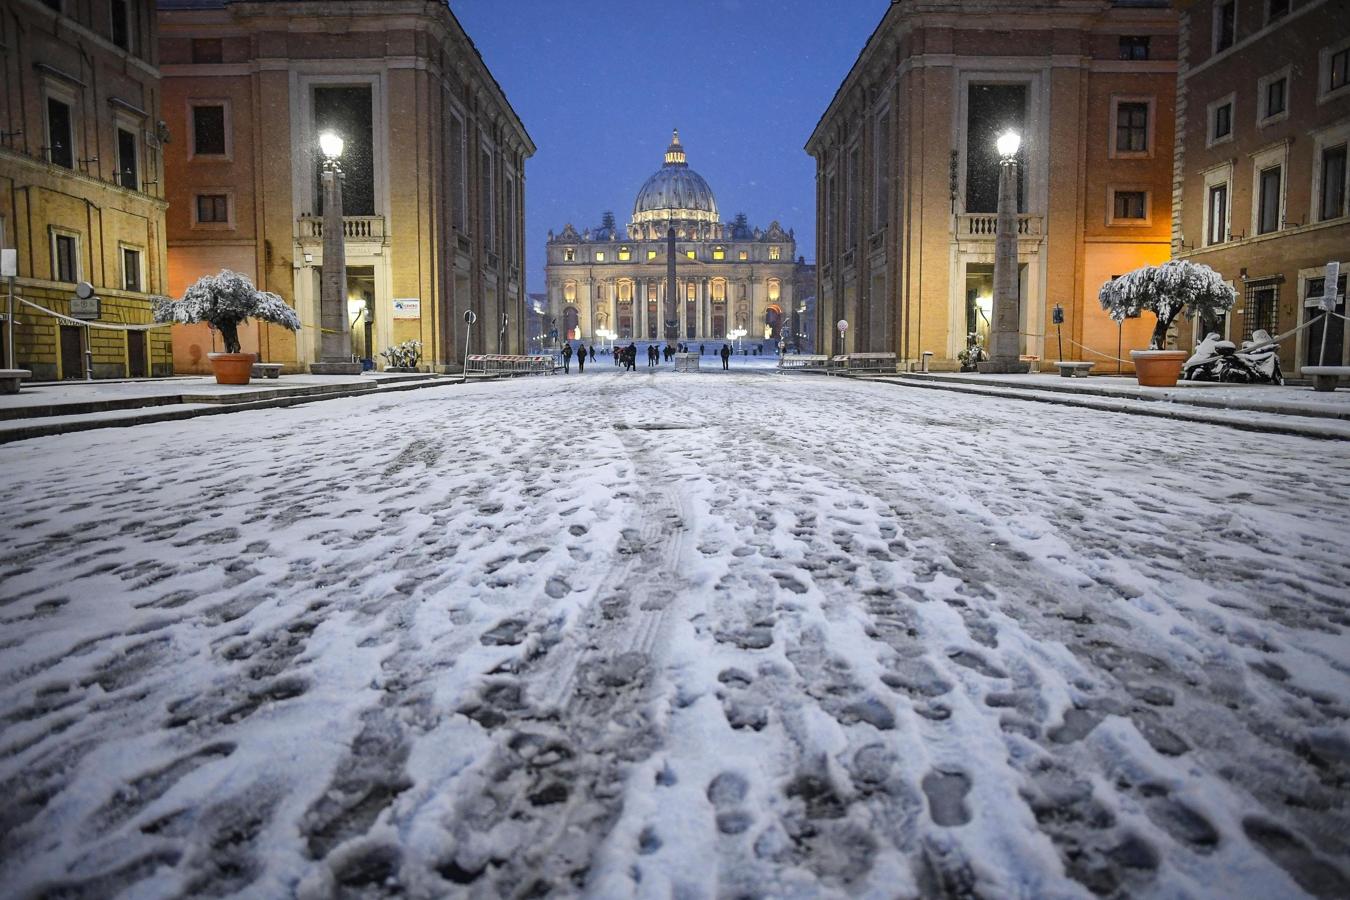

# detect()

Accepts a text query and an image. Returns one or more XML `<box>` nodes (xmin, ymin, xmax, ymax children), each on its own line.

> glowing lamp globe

<box><xmin>996</xmin><ymin>130</ymin><xmax>1021</xmax><ymax>160</ymax></box>
<box><xmin>318</xmin><ymin>131</ymin><xmax>345</xmax><ymax>161</ymax></box>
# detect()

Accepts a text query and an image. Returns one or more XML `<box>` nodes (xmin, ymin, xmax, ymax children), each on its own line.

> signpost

<box><xmin>1052</xmin><ymin>303</ymin><xmax>1065</xmax><ymax>362</ymax></box>
<box><xmin>72</xmin><ymin>282</ymin><xmax>99</xmax><ymax>380</ymax></box>
<box><xmin>837</xmin><ymin>318</ymin><xmax>848</xmax><ymax>355</ymax></box>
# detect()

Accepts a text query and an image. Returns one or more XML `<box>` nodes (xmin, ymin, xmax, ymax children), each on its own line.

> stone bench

<box><xmin>1301</xmin><ymin>366</ymin><xmax>1350</xmax><ymax>392</ymax></box>
<box><xmin>250</xmin><ymin>363</ymin><xmax>283</xmax><ymax>379</ymax></box>
<box><xmin>0</xmin><ymin>369</ymin><xmax>32</xmax><ymax>394</ymax></box>
<box><xmin>1054</xmin><ymin>361</ymin><xmax>1095</xmax><ymax>378</ymax></box>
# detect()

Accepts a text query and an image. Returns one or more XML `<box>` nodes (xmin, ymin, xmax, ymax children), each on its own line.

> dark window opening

<box><xmin>196</xmin><ymin>194</ymin><xmax>228</xmax><ymax>223</ymax></box>
<box><xmin>54</xmin><ymin>233</ymin><xmax>77</xmax><ymax>282</ymax></box>
<box><xmin>117</xmin><ymin>128</ymin><xmax>137</xmax><ymax>190</ymax></box>
<box><xmin>192</xmin><ymin>105</ymin><xmax>226</xmax><ymax>155</ymax></box>
<box><xmin>313</xmin><ymin>86</ymin><xmax>375</xmax><ymax>217</ymax></box>
<box><xmin>191</xmin><ymin>38</ymin><xmax>223</xmax><ymax>64</ymax></box>
<box><xmin>1119</xmin><ymin>36</ymin><xmax>1150</xmax><ymax>60</ymax></box>
<box><xmin>1116</xmin><ymin>102</ymin><xmax>1149</xmax><ymax>153</ymax></box>
<box><xmin>1304</xmin><ymin>275</ymin><xmax>1347</xmax><ymax>367</ymax></box>
<box><xmin>966</xmin><ymin>83</ymin><xmax>1027</xmax><ymax>213</ymax></box>
<box><xmin>1113</xmin><ymin>191</ymin><xmax>1146</xmax><ymax>220</ymax></box>
<box><xmin>1207</xmin><ymin>183</ymin><xmax>1228</xmax><ymax>245</ymax></box>
<box><xmin>1244</xmin><ymin>284</ymin><xmax>1278</xmax><ymax>342</ymax></box>
<box><xmin>1267</xmin><ymin>0</ymin><xmax>1290</xmax><ymax>22</ymax></box>
<box><xmin>1258</xmin><ymin>166</ymin><xmax>1282</xmax><ymax>234</ymax></box>
<box><xmin>1213</xmin><ymin>102</ymin><xmax>1232</xmax><ymax>139</ymax></box>
<box><xmin>1265</xmin><ymin>78</ymin><xmax>1286</xmax><ymax>117</ymax></box>
<box><xmin>1331</xmin><ymin>48</ymin><xmax>1350</xmax><ymax>93</ymax></box>
<box><xmin>1216</xmin><ymin>1</ymin><xmax>1236</xmax><ymax>52</ymax></box>
<box><xmin>110</xmin><ymin>0</ymin><xmax>130</xmax><ymax>50</ymax></box>
<box><xmin>122</xmin><ymin>247</ymin><xmax>141</xmax><ymax>292</ymax></box>
<box><xmin>1321</xmin><ymin>145</ymin><xmax>1347</xmax><ymax>220</ymax></box>
<box><xmin>47</xmin><ymin>97</ymin><xmax>73</xmax><ymax>168</ymax></box>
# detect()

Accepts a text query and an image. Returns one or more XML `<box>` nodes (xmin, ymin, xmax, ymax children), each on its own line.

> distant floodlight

<box><xmin>996</xmin><ymin>129</ymin><xmax>1021</xmax><ymax>160</ymax></box>
<box><xmin>318</xmin><ymin>131</ymin><xmax>345</xmax><ymax>161</ymax></box>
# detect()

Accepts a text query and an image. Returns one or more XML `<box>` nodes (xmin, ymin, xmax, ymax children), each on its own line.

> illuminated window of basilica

<box><xmin>564</xmin><ymin>248</ymin><xmax>575</xmax><ymax>261</ymax></box>
<box><xmin>686</xmin><ymin>250</ymin><xmax>696</xmax><ymax>260</ymax></box>
<box><xmin>767</xmin><ymin>278</ymin><xmax>781</xmax><ymax>302</ymax></box>
<box><xmin>711</xmin><ymin>278</ymin><xmax>726</xmax><ymax>302</ymax></box>
<box><xmin>647</xmin><ymin>250</ymin><xmax>657</xmax><ymax>260</ymax></box>
<box><xmin>618</xmin><ymin>246</ymin><xmax>631</xmax><ymax>261</ymax></box>
<box><xmin>596</xmin><ymin>251</ymin><xmax>605</xmax><ymax>261</ymax></box>
<box><xmin>713</xmin><ymin>246</ymin><xmax>725</xmax><ymax>260</ymax></box>
<box><xmin>738</xmin><ymin>250</ymin><xmax>748</xmax><ymax>261</ymax></box>
<box><xmin>618</xmin><ymin>279</ymin><xmax>633</xmax><ymax>302</ymax></box>
<box><xmin>564</xmin><ymin>281</ymin><xmax>577</xmax><ymax>302</ymax></box>
<box><xmin>769</xmin><ymin>246</ymin><xmax>782</xmax><ymax>260</ymax></box>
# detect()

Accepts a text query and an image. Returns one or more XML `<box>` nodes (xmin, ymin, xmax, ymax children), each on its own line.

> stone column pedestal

<box><xmin>978</xmin><ymin>158</ymin><xmax>1030</xmax><ymax>375</ymax></box>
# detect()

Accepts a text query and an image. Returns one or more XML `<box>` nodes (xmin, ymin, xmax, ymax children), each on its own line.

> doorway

<box><xmin>347</xmin><ymin>266</ymin><xmax>375</xmax><ymax>364</ymax></box>
<box><xmin>128</xmin><ymin>331</ymin><xmax>148</xmax><ymax>377</ymax></box>
<box><xmin>60</xmin><ymin>325</ymin><xmax>84</xmax><ymax>379</ymax></box>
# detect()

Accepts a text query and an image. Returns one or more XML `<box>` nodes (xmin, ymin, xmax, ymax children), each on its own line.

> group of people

<box><xmin>558</xmin><ymin>342</ymin><xmax>735</xmax><ymax>372</ymax></box>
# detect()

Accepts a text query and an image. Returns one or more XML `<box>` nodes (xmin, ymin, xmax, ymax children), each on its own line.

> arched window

<box><xmin>563</xmin><ymin>306</ymin><xmax>580</xmax><ymax>340</ymax></box>
<box><xmin>711</xmin><ymin>278</ymin><xmax>727</xmax><ymax>302</ymax></box>
<box><xmin>764</xmin><ymin>304</ymin><xmax>783</xmax><ymax>341</ymax></box>
<box><xmin>563</xmin><ymin>280</ymin><xmax>577</xmax><ymax>302</ymax></box>
<box><xmin>767</xmin><ymin>278</ymin><xmax>781</xmax><ymax>303</ymax></box>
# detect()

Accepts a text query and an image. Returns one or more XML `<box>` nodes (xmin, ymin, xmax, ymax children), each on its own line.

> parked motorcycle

<box><xmin>1183</xmin><ymin>330</ymin><xmax>1284</xmax><ymax>384</ymax></box>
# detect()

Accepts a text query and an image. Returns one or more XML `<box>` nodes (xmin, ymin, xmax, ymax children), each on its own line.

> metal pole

<box><xmin>1057</xmin><ymin>322</ymin><xmax>1063</xmax><ymax>363</ymax></box>
<box><xmin>83</xmin><ymin>324</ymin><xmax>93</xmax><ymax>380</ymax></box>
<box><xmin>1318</xmin><ymin>311</ymin><xmax>1330</xmax><ymax>367</ymax></box>
<box><xmin>5</xmin><ymin>275</ymin><xmax>13</xmax><ymax>369</ymax></box>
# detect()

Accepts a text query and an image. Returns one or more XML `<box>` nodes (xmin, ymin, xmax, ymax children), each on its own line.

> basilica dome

<box><xmin>630</xmin><ymin>131</ymin><xmax>721</xmax><ymax>240</ymax></box>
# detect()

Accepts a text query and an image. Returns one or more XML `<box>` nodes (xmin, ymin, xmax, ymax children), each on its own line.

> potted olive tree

<box><xmin>1099</xmin><ymin>260</ymin><xmax>1236</xmax><ymax>387</ymax></box>
<box><xmin>155</xmin><ymin>270</ymin><xmax>301</xmax><ymax>385</ymax></box>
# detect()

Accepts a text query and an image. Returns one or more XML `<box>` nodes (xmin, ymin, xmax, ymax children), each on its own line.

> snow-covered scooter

<box><xmin>1183</xmin><ymin>330</ymin><xmax>1284</xmax><ymax>384</ymax></box>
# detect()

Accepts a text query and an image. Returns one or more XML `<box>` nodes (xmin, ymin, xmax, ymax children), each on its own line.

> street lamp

<box><xmin>979</xmin><ymin>128</ymin><xmax>1031</xmax><ymax>374</ymax></box>
<box><xmin>311</xmin><ymin>129</ymin><xmax>360</xmax><ymax>374</ymax></box>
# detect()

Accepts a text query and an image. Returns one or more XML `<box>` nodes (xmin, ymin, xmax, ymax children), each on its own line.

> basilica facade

<box><xmin>546</xmin><ymin>132</ymin><xmax>798</xmax><ymax>346</ymax></box>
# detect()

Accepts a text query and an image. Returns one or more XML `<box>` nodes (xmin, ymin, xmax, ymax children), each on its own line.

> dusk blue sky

<box><xmin>451</xmin><ymin>0</ymin><xmax>892</xmax><ymax>294</ymax></box>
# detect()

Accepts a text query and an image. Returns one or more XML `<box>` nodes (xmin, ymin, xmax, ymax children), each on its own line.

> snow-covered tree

<box><xmin>1098</xmin><ymin>260</ymin><xmax>1236</xmax><ymax>350</ymax></box>
<box><xmin>155</xmin><ymin>270</ymin><xmax>300</xmax><ymax>354</ymax></box>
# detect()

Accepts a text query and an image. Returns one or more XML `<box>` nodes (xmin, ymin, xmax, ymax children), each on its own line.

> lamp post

<box><xmin>978</xmin><ymin>129</ymin><xmax>1031</xmax><ymax>374</ymax></box>
<box><xmin>311</xmin><ymin>131</ymin><xmax>361</xmax><ymax>374</ymax></box>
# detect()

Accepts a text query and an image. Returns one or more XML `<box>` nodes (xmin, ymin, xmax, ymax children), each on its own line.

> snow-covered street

<box><xmin>1</xmin><ymin>369</ymin><xmax>1347</xmax><ymax>899</ymax></box>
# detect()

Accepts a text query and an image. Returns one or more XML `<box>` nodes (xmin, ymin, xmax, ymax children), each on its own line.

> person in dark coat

<box><xmin>577</xmin><ymin>344</ymin><xmax>588</xmax><ymax>373</ymax></box>
<box><xmin>720</xmin><ymin>343</ymin><xmax>731</xmax><ymax>370</ymax></box>
<box><xmin>561</xmin><ymin>342</ymin><xmax>572</xmax><ymax>373</ymax></box>
<box><xmin>699</xmin><ymin>343</ymin><xmax>705</xmax><ymax>356</ymax></box>
<box><xmin>627</xmin><ymin>342</ymin><xmax>638</xmax><ymax>371</ymax></box>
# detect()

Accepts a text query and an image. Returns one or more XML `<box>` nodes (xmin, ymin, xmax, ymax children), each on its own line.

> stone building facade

<box><xmin>545</xmin><ymin>132</ymin><xmax>798</xmax><ymax>348</ymax></box>
<box><xmin>159</xmin><ymin>0</ymin><xmax>533</xmax><ymax>374</ymax></box>
<box><xmin>807</xmin><ymin>0</ymin><xmax>1178</xmax><ymax>371</ymax></box>
<box><xmin>0</xmin><ymin>0</ymin><xmax>171</xmax><ymax>380</ymax></box>
<box><xmin>1173</xmin><ymin>0</ymin><xmax>1349</xmax><ymax>375</ymax></box>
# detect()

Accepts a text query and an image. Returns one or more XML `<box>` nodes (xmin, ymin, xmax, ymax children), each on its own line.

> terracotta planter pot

<box><xmin>1130</xmin><ymin>349</ymin><xmax>1188</xmax><ymax>387</ymax></box>
<box><xmin>208</xmin><ymin>352</ymin><xmax>254</xmax><ymax>385</ymax></box>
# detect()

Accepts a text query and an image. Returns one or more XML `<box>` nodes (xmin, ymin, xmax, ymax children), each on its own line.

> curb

<box><xmin>0</xmin><ymin>375</ymin><xmax>480</xmax><ymax>445</ymax></box>
<box><xmin>855</xmin><ymin>375</ymin><xmax>1350</xmax><ymax>441</ymax></box>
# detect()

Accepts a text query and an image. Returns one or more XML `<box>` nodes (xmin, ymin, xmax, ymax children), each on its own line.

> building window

<box><xmin>116</xmin><ymin>128</ymin><xmax>138</xmax><ymax>190</ymax></box>
<box><xmin>618</xmin><ymin>246</ymin><xmax>631</xmax><ymax>261</ymax></box>
<box><xmin>1212</xmin><ymin>102</ymin><xmax>1232</xmax><ymax>141</ymax></box>
<box><xmin>1243</xmin><ymin>282</ymin><xmax>1279</xmax><ymax>342</ymax></box>
<box><xmin>191</xmin><ymin>104</ymin><xmax>226</xmax><ymax>156</ymax></box>
<box><xmin>1321</xmin><ymin>144</ymin><xmax>1347</xmax><ymax>220</ymax></box>
<box><xmin>1329</xmin><ymin>47</ymin><xmax>1350</xmax><ymax>94</ymax></box>
<box><xmin>52</xmin><ymin>232</ymin><xmax>78</xmax><ymax>282</ymax></box>
<box><xmin>562</xmin><ymin>248</ymin><xmax>575</xmax><ymax>262</ymax></box>
<box><xmin>42</xmin><ymin>0</ymin><xmax>62</xmax><ymax>11</ymax></box>
<box><xmin>1214</xmin><ymin>1</ymin><xmax>1236</xmax><ymax>53</ymax></box>
<box><xmin>47</xmin><ymin>97</ymin><xmax>73</xmax><ymax>168</ymax></box>
<box><xmin>110</xmin><ymin>0</ymin><xmax>131</xmax><ymax>51</ymax></box>
<box><xmin>1115</xmin><ymin>101</ymin><xmax>1148</xmax><ymax>153</ymax></box>
<box><xmin>1257</xmin><ymin>166</ymin><xmax>1282</xmax><ymax>234</ymax></box>
<box><xmin>595</xmin><ymin>251</ymin><xmax>605</xmax><ymax>262</ymax></box>
<box><xmin>1112</xmin><ymin>190</ymin><xmax>1147</xmax><ymax>221</ymax></box>
<box><xmin>874</xmin><ymin>109</ymin><xmax>890</xmax><ymax>230</ymax></box>
<box><xmin>504</xmin><ymin>174</ymin><xmax>516</xmax><ymax>265</ymax></box>
<box><xmin>713</xmin><ymin>246</ymin><xmax>725</xmax><ymax>260</ymax></box>
<box><xmin>738</xmin><ymin>250</ymin><xmax>748</xmax><ymax>261</ymax></box>
<box><xmin>647</xmin><ymin>250</ymin><xmax>657</xmax><ymax>260</ymax></box>
<box><xmin>191</xmin><ymin>38</ymin><xmax>222</xmax><ymax>64</ymax></box>
<box><xmin>1206</xmin><ymin>183</ymin><xmax>1229</xmax><ymax>246</ymax></box>
<box><xmin>196</xmin><ymin>193</ymin><xmax>228</xmax><ymax>224</ymax></box>
<box><xmin>1266</xmin><ymin>0</ymin><xmax>1290</xmax><ymax>23</ymax></box>
<box><xmin>1262</xmin><ymin>76</ymin><xmax>1287</xmax><ymax>120</ymax></box>
<box><xmin>685</xmin><ymin>250</ymin><xmax>696</xmax><ymax>260</ymax></box>
<box><xmin>122</xmin><ymin>246</ymin><xmax>142</xmax><ymax>292</ymax></box>
<box><xmin>449</xmin><ymin>115</ymin><xmax>466</xmax><ymax>231</ymax></box>
<box><xmin>480</xmin><ymin>147</ymin><xmax>494</xmax><ymax>251</ymax></box>
<box><xmin>1119</xmin><ymin>36</ymin><xmax>1150</xmax><ymax>60</ymax></box>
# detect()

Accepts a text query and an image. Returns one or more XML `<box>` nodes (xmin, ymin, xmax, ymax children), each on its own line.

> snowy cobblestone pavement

<box><xmin>1</xmin><ymin>370</ymin><xmax>1348</xmax><ymax>899</ymax></box>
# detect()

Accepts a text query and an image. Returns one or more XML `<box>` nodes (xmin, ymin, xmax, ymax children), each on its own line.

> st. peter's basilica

<box><xmin>545</xmin><ymin>131</ymin><xmax>801</xmax><ymax>346</ymax></box>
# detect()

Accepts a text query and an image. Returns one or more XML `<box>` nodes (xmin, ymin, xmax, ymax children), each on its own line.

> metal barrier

<box><xmin>464</xmin><ymin>355</ymin><xmax>558</xmax><ymax>377</ymax></box>
<box><xmin>674</xmin><ymin>352</ymin><xmax>700</xmax><ymax>373</ymax></box>
<box><xmin>830</xmin><ymin>353</ymin><xmax>899</xmax><ymax>374</ymax></box>
<box><xmin>778</xmin><ymin>354</ymin><xmax>831</xmax><ymax>371</ymax></box>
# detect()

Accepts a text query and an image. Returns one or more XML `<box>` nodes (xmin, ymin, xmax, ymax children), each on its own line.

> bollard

<box><xmin>920</xmin><ymin>351</ymin><xmax>934</xmax><ymax>373</ymax></box>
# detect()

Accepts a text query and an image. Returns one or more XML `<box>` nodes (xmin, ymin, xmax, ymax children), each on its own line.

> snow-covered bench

<box><xmin>0</xmin><ymin>369</ymin><xmax>31</xmax><ymax>394</ymax></box>
<box><xmin>250</xmin><ymin>363</ymin><xmax>283</xmax><ymax>379</ymax></box>
<box><xmin>465</xmin><ymin>355</ymin><xmax>557</xmax><ymax>377</ymax></box>
<box><xmin>1054</xmin><ymin>361</ymin><xmax>1095</xmax><ymax>378</ymax></box>
<box><xmin>834</xmin><ymin>353</ymin><xmax>899</xmax><ymax>374</ymax></box>
<box><xmin>1302</xmin><ymin>366</ymin><xmax>1350</xmax><ymax>392</ymax></box>
<box><xmin>778</xmin><ymin>354</ymin><xmax>830</xmax><ymax>371</ymax></box>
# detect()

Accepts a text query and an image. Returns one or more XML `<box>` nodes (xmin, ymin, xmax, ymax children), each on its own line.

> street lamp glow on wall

<box><xmin>995</xmin><ymin>129</ymin><xmax>1021</xmax><ymax>162</ymax></box>
<box><xmin>318</xmin><ymin>131</ymin><xmax>345</xmax><ymax>166</ymax></box>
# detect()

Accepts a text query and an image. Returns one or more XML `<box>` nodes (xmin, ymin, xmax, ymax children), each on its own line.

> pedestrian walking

<box><xmin>577</xmin><ymin>344</ymin><xmax>588</xmax><ymax>373</ymax></box>
<box><xmin>720</xmin><ymin>343</ymin><xmax>731</xmax><ymax>370</ymax></box>
<box><xmin>627</xmin><ymin>342</ymin><xmax>638</xmax><ymax>371</ymax></box>
<box><xmin>562</xmin><ymin>342</ymin><xmax>572</xmax><ymax>374</ymax></box>
<box><xmin>699</xmin><ymin>343</ymin><xmax>705</xmax><ymax>356</ymax></box>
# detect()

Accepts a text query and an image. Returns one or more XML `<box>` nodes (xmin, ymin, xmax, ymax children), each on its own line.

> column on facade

<box><xmin>697</xmin><ymin>278</ymin><xmax>707</xmax><ymax>339</ymax></box>
<box><xmin>636</xmin><ymin>280</ymin><xmax>645</xmax><ymax>339</ymax></box>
